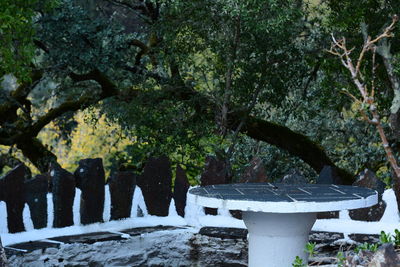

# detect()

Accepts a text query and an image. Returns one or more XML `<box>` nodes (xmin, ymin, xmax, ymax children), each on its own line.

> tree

<box><xmin>329</xmin><ymin>16</ymin><xmax>400</xmax><ymax>211</ymax></box>
<box><xmin>1</xmin><ymin>0</ymin><xmax>357</xmax><ymax>183</ymax></box>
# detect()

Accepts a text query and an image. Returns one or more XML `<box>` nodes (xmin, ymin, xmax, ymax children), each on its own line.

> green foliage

<box><xmin>354</xmin><ymin>242</ymin><xmax>379</xmax><ymax>253</ymax></box>
<box><xmin>394</xmin><ymin>229</ymin><xmax>400</xmax><ymax>247</ymax></box>
<box><xmin>292</xmin><ymin>256</ymin><xmax>307</xmax><ymax>267</ymax></box>
<box><xmin>354</xmin><ymin>229</ymin><xmax>400</xmax><ymax>255</ymax></box>
<box><xmin>378</xmin><ymin>229</ymin><xmax>400</xmax><ymax>246</ymax></box>
<box><xmin>305</xmin><ymin>242</ymin><xmax>316</xmax><ymax>257</ymax></box>
<box><xmin>0</xmin><ymin>0</ymin><xmax>57</xmax><ymax>81</ymax></box>
<box><xmin>37</xmin><ymin>0</ymin><xmax>130</xmax><ymax>75</ymax></box>
<box><xmin>379</xmin><ymin>230</ymin><xmax>394</xmax><ymax>244</ymax></box>
<box><xmin>2</xmin><ymin>0</ymin><xmax>399</xmax><ymax>184</ymax></box>
<box><xmin>336</xmin><ymin>251</ymin><xmax>346</xmax><ymax>267</ymax></box>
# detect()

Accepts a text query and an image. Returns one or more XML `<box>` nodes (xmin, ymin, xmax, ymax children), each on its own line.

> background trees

<box><xmin>1</xmin><ymin>0</ymin><xmax>400</xmax><ymax>188</ymax></box>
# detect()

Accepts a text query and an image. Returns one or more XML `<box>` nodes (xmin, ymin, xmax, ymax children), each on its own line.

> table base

<box><xmin>242</xmin><ymin>211</ymin><xmax>317</xmax><ymax>267</ymax></box>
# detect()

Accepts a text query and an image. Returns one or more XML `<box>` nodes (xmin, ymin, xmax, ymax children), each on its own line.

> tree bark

<box><xmin>235</xmin><ymin>115</ymin><xmax>354</xmax><ymax>184</ymax></box>
<box><xmin>16</xmin><ymin>138</ymin><xmax>57</xmax><ymax>173</ymax></box>
<box><xmin>1</xmin><ymin>68</ymin><xmax>353</xmax><ymax>183</ymax></box>
<box><xmin>377</xmin><ymin>40</ymin><xmax>400</xmax><ymax>138</ymax></box>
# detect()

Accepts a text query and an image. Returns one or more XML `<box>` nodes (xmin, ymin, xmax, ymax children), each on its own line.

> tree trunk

<box><xmin>377</xmin><ymin>39</ymin><xmax>400</xmax><ymax>213</ymax></box>
<box><xmin>235</xmin><ymin>115</ymin><xmax>354</xmax><ymax>184</ymax></box>
<box><xmin>16</xmin><ymin>137</ymin><xmax>57</xmax><ymax>173</ymax></box>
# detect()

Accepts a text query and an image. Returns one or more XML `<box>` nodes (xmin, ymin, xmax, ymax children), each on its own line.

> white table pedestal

<box><xmin>243</xmin><ymin>211</ymin><xmax>317</xmax><ymax>267</ymax></box>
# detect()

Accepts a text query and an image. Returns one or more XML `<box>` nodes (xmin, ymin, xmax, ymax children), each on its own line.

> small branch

<box><xmin>329</xmin><ymin>16</ymin><xmax>400</xmax><ymax>181</ymax></box>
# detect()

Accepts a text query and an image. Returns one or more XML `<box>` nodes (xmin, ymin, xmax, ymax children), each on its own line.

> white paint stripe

<box><xmin>266</xmin><ymin>188</ymin><xmax>278</xmax><ymax>195</ymax></box>
<box><xmin>298</xmin><ymin>187</ymin><xmax>312</xmax><ymax>195</ymax></box>
<box><xmin>5</xmin><ymin>247</ymin><xmax>28</xmax><ymax>252</ymax></box>
<box><xmin>353</xmin><ymin>193</ymin><xmax>363</xmax><ymax>198</ymax></box>
<box><xmin>107</xmin><ymin>231</ymin><xmax>130</xmax><ymax>237</ymax></box>
<box><xmin>286</xmin><ymin>194</ymin><xmax>298</xmax><ymax>202</ymax></box>
<box><xmin>40</xmin><ymin>239</ymin><xmax>64</xmax><ymax>244</ymax></box>
<box><xmin>236</xmin><ymin>189</ymin><xmax>245</xmax><ymax>195</ymax></box>
<box><xmin>331</xmin><ymin>184</ymin><xmax>339</xmax><ymax>188</ymax></box>
<box><xmin>330</xmin><ymin>187</ymin><xmax>346</xmax><ymax>195</ymax></box>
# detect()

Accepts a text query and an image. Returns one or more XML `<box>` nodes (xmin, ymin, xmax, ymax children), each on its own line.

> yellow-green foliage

<box><xmin>38</xmin><ymin>109</ymin><xmax>133</xmax><ymax>177</ymax></box>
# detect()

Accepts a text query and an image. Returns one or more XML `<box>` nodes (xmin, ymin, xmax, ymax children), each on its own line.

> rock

<box><xmin>348</xmin><ymin>233</ymin><xmax>380</xmax><ymax>244</ymax></box>
<box><xmin>239</xmin><ymin>156</ymin><xmax>268</xmax><ymax>183</ymax></box>
<box><xmin>368</xmin><ymin>243</ymin><xmax>400</xmax><ymax>267</ymax></box>
<box><xmin>6</xmin><ymin>227</ymin><xmax>248</xmax><ymax>267</ymax></box>
<box><xmin>317</xmin><ymin>211</ymin><xmax>339</xmax><ymax>219</ymax></box>
<box><xmin>199</xmin><ymin>227</ymin><xmax>247</xmax><ymax>240</ymax></box>
<box><xmin>349</xmin><ymin>201</ymin><xmax>386</xmax><ymax>222</ymax></box>
<box><xmin>200</xmin><ymin>156</ymin><xmax>230</xmax><ymax>186</ymax></box>
<box><xmin>200</xmin><ymin>156</ymin><xmax>230</xmax><ymax>215</ymax></box>
<box><xmin>25</xmin><ymin>174</ymin><xmax>48</xmax><ymax>229</ymax></box>
<box><xmin>74</xmin><ymin>158</ymin><xmax>105</xmax><ymax>224</ymax></box>
<box><xmin>138</xmin><ymin>155</ymin><xmax>172</xmax><ymax>216</ymax></box>
<box><xmin>50</xmin><ymin>164</ymin><xmax>75</xmax><ymax>228</ymax></box>
<box><xmin>173</xmin><ymin>165</ymin><xmax>190</xmax><ymax>217</ymax></box>
<box><xmin>137</xmin><ymin>207</ymin><xmax>144</xmax><ymax>217</ymax></box>
<box><xmin>349</xmin><ymin>169</ymin><xmax>387</xmax><ymax>221</ymax></box>
<box><xmin>281</xmin><ymin>169</ymin><xmax>308</xmax><ymax>184</ymax></box>
<box><xmin>353</xmin><ymin>169</ymin><xmax>386</xmax><ymax>195</ymax></box>
<box><xmin>108</xmin><ymin>171</ymin><xmax>136</xmax><ymax>220</ymax></box>
<box><xmin>0</xmin><ymin>238</ymin><xmax>7</xmax><ymax>267</ymax></box>
<box><xmin>317</xmin><ymin>165</ymin><xmax>342</xmax><ymax>185</ymax></box>
<box><xmin>0</xmin><ymin>164</ymin><xmax>27</xmax><ymax>233</ymax></box>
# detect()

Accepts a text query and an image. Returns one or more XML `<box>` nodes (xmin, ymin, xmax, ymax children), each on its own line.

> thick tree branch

<box><xmin>233</xmin><ymin>115</ymin><xmax>354</xmax><ymax>184</ymax></box>
<box><xmin>167</xmin><ymin>81</ymin><xmax>354</xmax><ymax>183</ymax></box>
<box><xmin>16</xmin><ymin>137</ymin><xmax>57</xmax><ymax>173</ymax></box>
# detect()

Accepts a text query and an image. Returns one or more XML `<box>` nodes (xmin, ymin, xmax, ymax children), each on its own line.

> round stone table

<box><xmin>188</xmin><ymin>183</ymin><xmax>377</xmax><ymax>267</ymax></box>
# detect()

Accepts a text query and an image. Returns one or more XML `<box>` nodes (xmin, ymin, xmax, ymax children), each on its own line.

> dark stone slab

<box><xmin>198</xmin><ymin>228</ymin><xmax>346</xmax><ymax>244</ymax></box>
<box><xmin>108</xmin><ymin>171</ymin><xmax>136</xmax><ymax>220</ymax></box>
<box><xmin>199</xmin><ymin>227</ymin><xmax>247</xmax><ymax>240</ymax></box>
<box><xmin>49</xmin><ymin>232</ymin><xmax>124</xmax><ymax>244</ymax></box>
<box><xmin>120</xmin><ymin>226</ymin><xmax>184</xmax><ymax>236</ymax></box>
<box><xmin>6</xmin><ymin>241</ymin><xmax>60</xmax><ymax>253</ymax></box>
<box><xmin>25</xmin><ymin>174</ymin><xmax>48</xmax><ymax>229</ymax></box>
<box><xmin>281</xmin><ymin>169</ymin><xmax>308</xmax><ymax>184</ymax></box>
<box><xmin>309</xmin><ymin>231</ymin><xmax>344</xmax><ymax>244</ymax></box>
<box><xmin>348</xmin><ymin>233</ymin><xmax>380</xmax><ymax>244</ymax></box>
<box><xmin>4</xmin><ymin>247</ymin><xmax>26</xmax><ymax>258</ymax></box>
<box><xmin>317</xmin><ymin>211</ymin><xmax>339</xmax><ymax>219</ymax></box>
<box><xmin>239</xmin><ymin>156</ymin><xmax>268</xmax><ymax>183</ymax></box>
<box><xmin>0</xmin><ymin>164</ymin><xmax>27</xmax><ymax>233</ymax></box>
<box><xmin>74</xmin><ymin>158</ymin><xmax>105</xmax><ymax>225</ymax></box>
<box><xmin>317</xmin><ymin>165</ymin><xmax>342</xmax><ymax>185</ymax></box>
<box><xmin>229</xmin><ymin>210</ymin><xmax>243</xmax><ymax>220</ymax></box>
<box><xmin>349</xmin><ymin>169</ymin><xmax>386</xmax><ymax>221</ymax></box>
<box><xmin>138</xmin><ymin>155</ymin><xmax>172</xmax><ymax>216</ymax></box>
<box><xmin>349</xmin><ymin>201</ymin><xmax>386</xmax><ymax>222</ymax></box>
<box><xmin>173</xmin><ymin>165</ymin><xmax>190</xmax><ymax>217</ymax></box>
<box><xmin>50</xmin><ymin>164</ymin><xmax>75</xmax><ymax>228</ymax></box>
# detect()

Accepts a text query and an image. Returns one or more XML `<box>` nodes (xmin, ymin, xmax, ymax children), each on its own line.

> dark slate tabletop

<box><xmin>189</xmin><ymin>183</ymin><xmax>377</xmax><ymax>203</ymax></box>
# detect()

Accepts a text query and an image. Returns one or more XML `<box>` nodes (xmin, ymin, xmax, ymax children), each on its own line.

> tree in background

<box><xmin>3</xmin><ymin>0</ymin><xmax>400</xmax><ymax>185</ymax></box>
<box><xmin>0</xmin><ymin>0</ymin><xmax>355</xmax><ymax>181</ymax></box>
<box><xmin>329</xmin><ymin>16</ymin><xmax>400</xmax><ymax>211</ymax></box>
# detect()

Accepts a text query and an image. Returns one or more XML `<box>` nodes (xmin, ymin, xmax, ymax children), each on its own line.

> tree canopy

<box><xmin>1</xmin><ymin>0</ymin><xmax>400</xmax><ymax>187</ymax></box>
